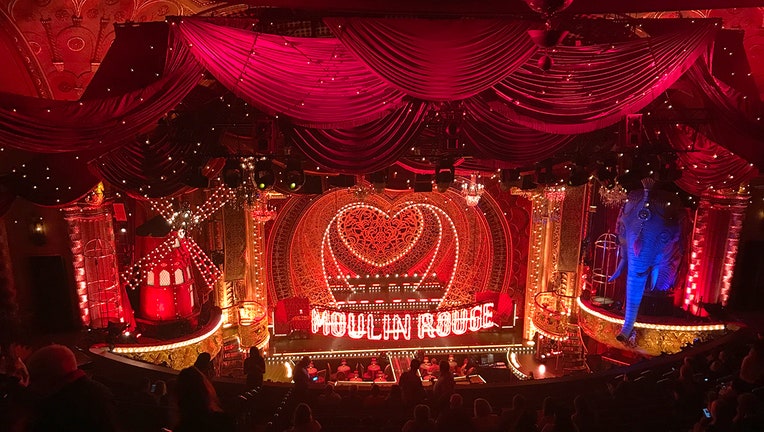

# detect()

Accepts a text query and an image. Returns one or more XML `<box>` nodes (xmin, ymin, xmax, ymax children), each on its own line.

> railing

<box><xmin>531</xmin><ymin>291</ymin><xmax>575</xmax><ymax>340</ymax></box>
<box><xmin>236</xmin><ymin>301</ymin><xmax>270</xmax><ymax>349</ymax></box>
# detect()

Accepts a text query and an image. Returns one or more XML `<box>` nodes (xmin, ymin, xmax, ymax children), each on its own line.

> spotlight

<box><xmin>369</xmin><ymin>169</ymin><xmax>388</xmax><ymax>193</ymax></box>
<box><xmin>444</xmin><ymin>120</ymin><xmax>461</xmax><ymax>150</ymax></box>
<box><xmin>435</xmin><ymin>160</ymin><xmax>455</xmax><ymax>193</ymax></box>
<box><xmin>284</xmin><ymin>159</ymin><xmax>305</xmax><ymax>191</ymax></box>
<box><xmin>222</xmin><ymin>159</ymin><xmax>242</xmax><ymax>189</ymax></box>
<box><xmin>254</xmin><ymin>159</ymin><xmax>275</xmax><ymax>190</ymax></box>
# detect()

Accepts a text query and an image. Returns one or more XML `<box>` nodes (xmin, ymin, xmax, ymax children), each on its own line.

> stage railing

<box><xmin>237</xmin><ymin>301</ymin><xmax>270</xmax><ymax>349</ymax></box>
<box><xmin>532</xmin><ymin>291</ymin><xmax>574</xmax><ymax>340</ymax></box>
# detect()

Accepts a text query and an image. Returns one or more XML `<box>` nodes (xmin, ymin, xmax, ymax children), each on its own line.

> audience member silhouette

<box><xmin>739</xmin><ymin>340</ymin><xmax>764</xmax><ymax>389</ymax></box>
<box><xmin>399</xmin><ymin>358</ymin><xmax>426</xmax><ymax>407</ymax></box>
<box><xmin>435</xmin><ymin>393</ymin><xmax>471</xmax><ymax>432</ymax></box>
<box><xmin>732</xmin><ymin>392</ymin><xmax>764</xmax><ymax>431</ymax></box>
<box><xmin>287</xmin><ymin>402</ymin><xmax>321</xmax><ymax>432</ymax></box>
<box><xmin>293</xmin><ymin>356</ymin><xmax>312</xmax><ymax>400</ymax></box>
<box><xmin>363</xmin><ymin>383</ymin><xmax>386</xmax><ymax>409</ymax></box>
<box><xmin>174</xmin><ymin>366</ymin><xmax>234</xmax><ymax>432</ymax></box>
<box><xmin>193</xmin><ymin>352</ymin><xmax>215</xmax><ymax>380</ymax></box>
<box><xmin>432</xmin><ymin>360</ymin><xmax>455</xmax><ymax>413</ymax></box>
<box><xmin>402</xmin><ymin>403</ymin><xmax>436</xmax><ymax>432</ymax></box>
<box><xmin>316</xmin><ymin>383</ymin><xmax>341</xmax><ymax>409</ymax></box>
<box><xmin>244</xmin><ymin>347</ymin><xmax>266</xmax><ymax>388</ymax></box>
<box><xmin>541</xmin><ymin>404</ymin><xmax>576</xmax><ymax>432</ymax></box>
<box><xmin>25</xmin><ymin>344</ymin><xmax>118</xmax><ymax>432</ymax></box>
<box><xmin>537</xmin><ymin>396</ymin><xmax>556</xmax><ymax>431</ymax></box>
<box><xmin>343</xmin><ymin>384</ymin><xmax>363</xmax><ymax>411</ymax></box>
<box><xmin>499</xmin><ymin>393</ymin><xmax>537</xmax><ymax>432</ymax></box>
<box><xmin>571</xmin><ymin>394</ymin><xmax>600</xmax><ymax>432</ymax></box>
<box><xmin>471</xmin><ymin>397</ymin><xmax>500</xmax><ymax>432</ymax></box>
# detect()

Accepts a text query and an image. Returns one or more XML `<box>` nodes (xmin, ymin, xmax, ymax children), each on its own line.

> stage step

<box><xmin>561</xmin><ymin>325</ymin><xmax>588</xmax><ymax>371</ymax></box>
<box><xmin>220</xmin><ymin>336</ymin><xmax>244</xmax><ymax>376</ymax></box>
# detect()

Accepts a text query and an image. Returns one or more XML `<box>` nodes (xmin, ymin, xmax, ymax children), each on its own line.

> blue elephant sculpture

<box><xmin>609</xmin><ymin>178</ymin><xmax>685</xmax><ymax>345</ymax></box>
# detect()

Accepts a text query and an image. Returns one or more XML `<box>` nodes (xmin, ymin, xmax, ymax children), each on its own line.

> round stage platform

<box><xmin>577</xmin><ymin>297</ymin><xmax>731</xmax><ymax>356</ymax></box>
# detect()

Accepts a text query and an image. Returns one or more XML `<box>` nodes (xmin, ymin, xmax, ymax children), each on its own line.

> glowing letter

<box><xmin>330</xmin><ymin>311</ymin><xmax>347</xmax><ymax>337</ymax></box>
<box><xmin>386</xmin><ymin>314</ymin><xmax>411</xmax><ymax>340</ymax></box>
<box><xmin>451</xmin><ymin>309</ymin><xmax>468</xmax><ymax>335</ymax></box>
<box><xmin>311</xmin><ymin>309</ymin><xmax>330</xmax><ymax>335</ymax></box>
<box><xmin>469</xmin><ymin>305</ymin><xmax>483</xmax><ymax>332</ymax></box>
<box><xmin>418</xmin><ymin>313</ymin><xmax>436</xmax><ymax>339</ymax></box>
<box><xmin>382</xmin><ymin>315</ymin><xmax>392</xmax><ymax>340</ymax></box>
<box><xmin>436</xmin><ymin>311</ymin><xmax>451</xmax><ymax>337</ymax></box>
<box><xmin>367</xmin><ymin>314</ymin><xmax>382</xmax><ymax>340</ymax></box>
<box><xmin>482</xmin><ymin>303</ymin><xmax>495</xmax><ymax>329</ymax></box>
<box><xmin>347</xmin><ymin>313</ymin><xmax>366</xmax><ymax>339</ymax></box>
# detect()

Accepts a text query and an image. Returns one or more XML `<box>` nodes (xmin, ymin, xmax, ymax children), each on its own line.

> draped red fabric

<box><xmin>285</xmin><ymin>101</ymin><xmax>430</xmax><ymax>173</ymax></box>
<box><xmin>0</xmin><ymin>34</ymin><xmax>201</xmax><ymax>153</ymax></box>
<box><xmin>488</xmin><ymin>21</ymin><xmax>717</xmax><ymax>134</ymax></box>
<box><xmin>91</xmin><ymin>129</ymin><xmax>223</xmax><ymax>199</ymax></box>
<box><xmin>684</xmin><ymin>63</ymin><xmax>764</xmax><ymax>169</ymax></box>
<box><xmin>461</xmin><ymin>98</ymin><xmax>575</xmax><ymax>165</ymax></box>
<box><xmin>172</xmin><ymin>18</ymin><xmax>406</xmax><ymax>129</ymax></box>
<box><xmin>324</xmin><ymin>17</ymin><xmax>539</xmax><ymax>101</ymax></box>
<box><xmin>666</xmin><ymin>126</ymin><xmax>757</xmax><ymax>196</ymax></box>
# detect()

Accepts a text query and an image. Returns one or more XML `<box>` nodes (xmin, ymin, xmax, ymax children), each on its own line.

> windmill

<box><xmin>122</xmin><ymin>186</ymin><xmax>233</xmax><ymax>322</ymax></box>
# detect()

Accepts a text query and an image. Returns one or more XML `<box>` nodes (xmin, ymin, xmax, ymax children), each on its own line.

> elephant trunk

<box><xmin>620</xmin><ymin>268</ymin><xmax>650</xmax><ymax>340</ymax></box>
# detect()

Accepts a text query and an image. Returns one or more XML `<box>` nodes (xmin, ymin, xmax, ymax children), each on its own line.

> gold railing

<box><xmin>237</xmin><ymin>301</ymin><xmax>269</xmax><ymax>349</ymax></box>
<box><xmin>531</xmin><ymin>291</ymin><xmax>574</xmax><ymax>340</ymax></box>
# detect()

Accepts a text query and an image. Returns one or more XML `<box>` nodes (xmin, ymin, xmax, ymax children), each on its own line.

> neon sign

<box><xmin>311</xmin><ymin>303</ymin><xmax>495</xmax><ymax>341</ymax></box>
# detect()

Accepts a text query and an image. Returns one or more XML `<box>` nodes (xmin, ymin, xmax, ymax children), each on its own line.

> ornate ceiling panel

<box><xmin>1</xmin><ymin>0</ymin><xmax>222</xmax><ymax>100</ymax></box>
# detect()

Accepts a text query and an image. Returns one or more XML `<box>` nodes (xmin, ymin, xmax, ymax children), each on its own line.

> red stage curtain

<box><xmin>666</xmin><ymin>126</ymin><xmax>758</xmax><ymax>196</ymax></box>
<box><xmin>285</xmin><ymin>101</ymin><xmax>430</xmax><ymax>173</ymax></box>
<box><xmin>172</xmin><ymin>18</ymin><xmax>406</xmax><ymax>129</ymax></box>
<box><xmin>488</xmin><ymin>21</ymin><xmax>717</xmax><ymax>134</ymax></box>
<box><xmin>0</xmin><ymin>34</ymin><xmax>201</xmax><ymax>153</ymax></box>
<box><xmin>324</xmin><ymin>17</ymin><xmax>538</xmax><ymax>101</ymax></box>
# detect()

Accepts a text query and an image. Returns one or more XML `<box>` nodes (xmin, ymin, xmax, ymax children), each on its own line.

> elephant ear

<box><xmin>633</xmin><ymin>233</ymin><xmax>643</xmax><ymax>257</ymax></box>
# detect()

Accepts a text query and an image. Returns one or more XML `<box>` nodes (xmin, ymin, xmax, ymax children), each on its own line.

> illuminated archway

<box><xmin>268</xmin><ymin>184</ymin><xmax>516</xmax><ymax>309</ymax></box>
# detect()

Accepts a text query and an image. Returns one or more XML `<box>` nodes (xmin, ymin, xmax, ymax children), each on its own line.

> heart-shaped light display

<box><xmin>322</xmin><ymin>201</ymin><xmax>459</xmax><ymax>299</ymax></box>
<box><xmin>336</xmin><ymin>205</ymin><xmax>424</xmax><ymax>267</ymax></box>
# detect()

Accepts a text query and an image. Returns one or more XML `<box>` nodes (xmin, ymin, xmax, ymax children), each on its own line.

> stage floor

<box><xmin>269</xmin><ymin>327</ymin><xmax>521</xmax><ymax>357</ymax></box>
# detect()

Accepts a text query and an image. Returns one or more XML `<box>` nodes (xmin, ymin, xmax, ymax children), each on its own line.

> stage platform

<box><xmin>269</xmin><ymin>327</ymin><xmax>521</xmax><ymax>357</ymax></box>
<box><xmin>262</xmin><ymin>327</ymin><xmax>520</xmax><ymax>384</ymax></box>
<box><xmin>577</xmin><ymin>297</ymin><xmax>730</xmax><ymax>356</ymax></box>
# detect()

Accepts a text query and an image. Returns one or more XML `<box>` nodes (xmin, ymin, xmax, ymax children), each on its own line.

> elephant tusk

<box><xmin>608</xmin><ymin>258</ymin><xmax>626</xmax><ymax>282</ymax></box>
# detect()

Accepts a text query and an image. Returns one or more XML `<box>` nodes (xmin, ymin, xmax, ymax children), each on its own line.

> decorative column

<box><xmin>63</xmin><ymin>204</ymin><xmax>130</xmax><ymax>329</ymax></box>
<box><xmin>518</xmin><ymin>186</ymin><xmax>565</xmax><ymax>341</ymax></box>
<box><xmin>239</xmin><ymin>199</ymin><xmax>274</xmax><ymax>349</ymax></box>
<box><xmin>684</xmin><ymin>187</ymin><xmax>749</xmax><ymax>316</ymax></box>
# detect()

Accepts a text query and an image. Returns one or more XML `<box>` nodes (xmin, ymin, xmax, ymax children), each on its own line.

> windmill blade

<box><xmin>121</xmin><ymin>234</ymin><xmax>178</xmax><ymax>290</ymax></box>
<box><xmin>183</xmin><ymin>237</ymin><xmax>223</xmax><ymax>290</ymax></box>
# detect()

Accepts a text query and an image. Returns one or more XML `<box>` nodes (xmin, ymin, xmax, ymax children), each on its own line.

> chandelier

<box><xmin>461</xmin><ymin>173</ymin><xmax>484</xmax><ymax>207</ymax></box>
<box><xmin>250</xmin><ymin>197</ymin><xmax>276</xmax><ymax>222</ymax></box>
<box><xmin>599</xmin><ymin>183</ymin><xmax>628</xmax><ymax>208</ymax></box>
